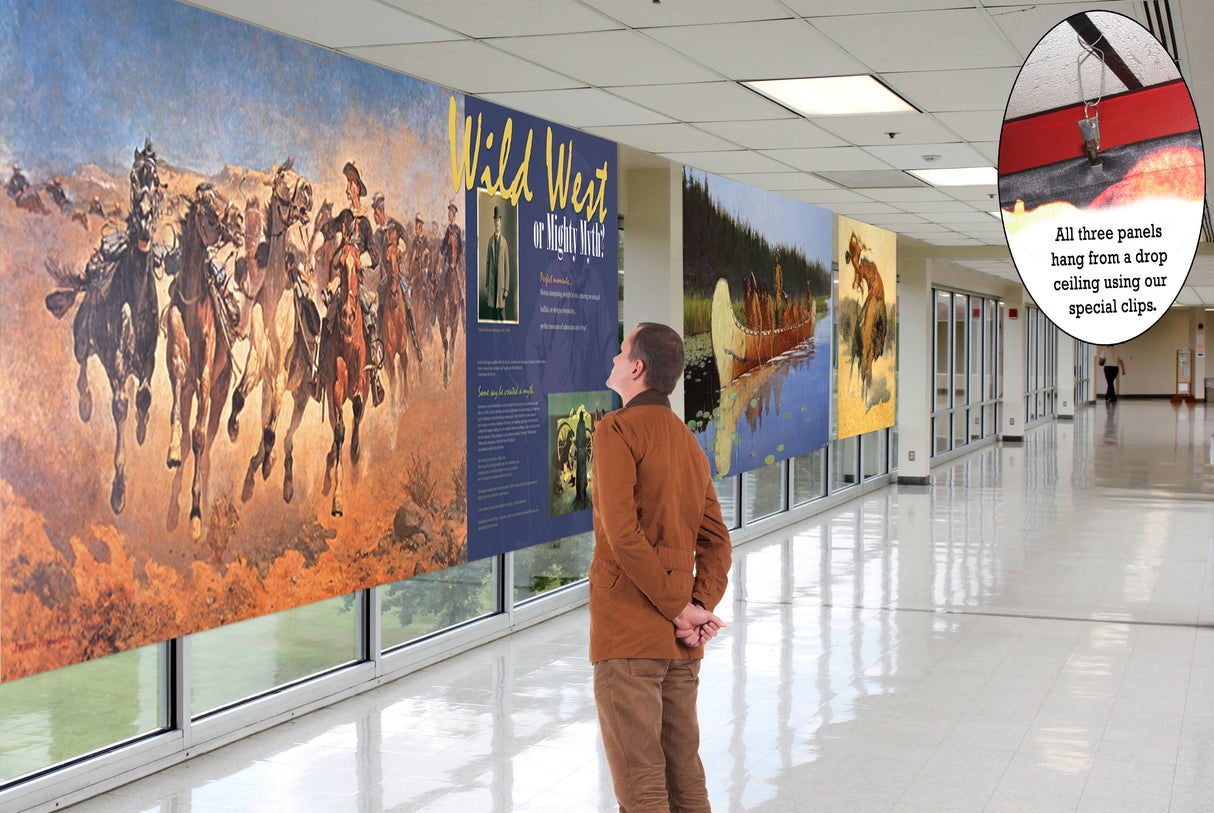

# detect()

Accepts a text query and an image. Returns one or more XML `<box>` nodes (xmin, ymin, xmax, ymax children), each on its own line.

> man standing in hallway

<box><xmin>1098</xmin><ymin>344</ymin><xmax>1127</xmax><ymax>401</ymax></box>
<box><xmin>590</xmin><ymin>322</ymin><xmax>732</xmax><ymax>812</ymax></box>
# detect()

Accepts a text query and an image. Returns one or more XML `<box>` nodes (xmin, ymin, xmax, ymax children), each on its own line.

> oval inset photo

<box><xmin>998</xmin><ymin>10</ymin><xmax>1204</xmax><ymax>345</ymax></box>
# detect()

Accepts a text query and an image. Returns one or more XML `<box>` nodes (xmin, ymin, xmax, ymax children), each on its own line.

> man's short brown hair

<box><xmin>630</xmin><ymin>322</ymin><xmax>685</xmax><ymax>395</ymax></box>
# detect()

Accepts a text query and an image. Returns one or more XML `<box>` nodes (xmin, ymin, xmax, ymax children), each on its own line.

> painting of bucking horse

<box><xmin>836</xmin><ymin>215</ymin><xmax>897</xmax><ymax>440</ymax></box>
<box><xmin>0</xmin><ymin>0</ymin><xmax>469</xmax><ymax>681</ymax></box>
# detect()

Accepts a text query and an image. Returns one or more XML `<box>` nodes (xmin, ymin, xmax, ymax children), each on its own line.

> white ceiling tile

<box><xmin>944</xmin><ymin>186</ymin><xmax>1002</xmax><ymax>204</ymax></box>
<box><xmin>194</xmin><ymin>0</ymin><xmax>455</xmax><ymax>48</ymax></box>
<box><xmin>785</xmin><ymin>189</ymin><xmax>871</xmax><ymax>206</ymax></box>
<box><xmin>895</xmin><ymin>201</ymin><xmax>989</xmax><ymax>214</ymax></box>
<box><xmin>987</xmin><ymin>1</ymin><xmax>1145</xmax><ymax>57</ymax></box>
<box><xmin>383</xmin><ymin>0</ymin><xmax>622</xmax><ymax>37</ymax></box>
<box><xmin>663</xmin><ymin>151</ymin><xmax>792</xmax><ymax>174</ymax></box>
<box><xmin>865</xmin><ymin>142</ymin><xmax>992</xmax><ymax>170</ymax></box>
<box><xmin>789</xmin><ymin>0</ymin><xmax>968</xmax><ymax>14</ymax></box>
<box><xmin>644</xmin><ymin>20</ymin><xmax>867</xmax><ymax>80</ymax></box>
<box><xmin>345</xmin><ymin>41</ymin><xmax>580</xmax><ymax>93</ymax></box>
<box><xmin>810</xmin><ymin>10</ymin><xmax>1022</xmax><ymax>72</ymax></box>
<box><xmin>761</xmin><ymin>147</ymin><xmax>893</xmax><ymax>172</ymax></box>
<box><xmin>584</xmin><ymin>123</ymin><xmax>736</xmax><ymax>154</ymax></box>
<box><xmin>721</xmin><ymin>172</ymin><xmax>840</xmax><ymax>191</ymax></box>
<box><xmin>920</xmin><ymin>234</ymin><xmax>988</xmax><ymax>246</ymax></box>
<box><xmin>886</xmin><ymin>68</ymin><xmax>1018</xmax><ymax>113</ymax></box>
<box><xmin>859</xmin><ymin>187</ymin><xmax>955</xmax><ymax>203</ymax></box>
<box><xmin>933</xmin><ymin>211</ymin><xmax>1009</xmax><ymax>224</ymax></box>
<box><xmin>933</xmin><ymin>111</ymin><xmax>1005</xmax><ymax>143</ymax></box>
<box><xmin>607</xmin><ymin>83</ymin><xmax>793</xmax><ymax>123</ymax></box>
<box><xmin>863</xmin><ymin>213</ymin><xmax>930</xmax><ymax>225</ymax></box>
<box><xmin>835</xmin><ymin>202</ymin><xmax>903</xmax><ymax>216</ymax></box>
<box><xmin>1002</xmin><ymin>7</ymin><xmax>1179</xmax><ymax>119</ymax></box>
<box><xmin>489</xmin><ymin>30</ymin><xmax>716</xmax><ymax>86</ymax></box>
<box><xmin>696</xmin><ymin>119</ymin><xmax>846</xmax><ymax>150</ymax></box>
<box><xmin>812</xmin><ymin>113</ymin><xmax>959</xmax><ymax>146</ymax></box>
<box><xmin>479</xmin><ymin>89</ymin><xmax>673</xmax><ymax>128</ymax></box>
<box><xmin>899</xmin><ymin>223</ymin><xmax>952</xmax><ymax>234</ymax></box>
<box><xmin>972</xmin><ymin>141</ymin><xmax>1000</xmax><ymax>163</ymax></box>
<box><xmin>582</xmin><ymin>0</ymin><xmax>793</xmax><ymax>27</ymax></box>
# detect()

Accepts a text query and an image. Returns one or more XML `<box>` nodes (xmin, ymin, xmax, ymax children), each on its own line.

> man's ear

<box><xmin>631</xmin><ymin>358</ymin><xmax>645</xmax><ymax>382</ymax></box>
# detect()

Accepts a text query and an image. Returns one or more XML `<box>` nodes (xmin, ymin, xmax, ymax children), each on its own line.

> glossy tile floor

<box><xmin>70</xmin><ymin>401</ymin><xmax>1214</xmax><ymax>812</ymax></box>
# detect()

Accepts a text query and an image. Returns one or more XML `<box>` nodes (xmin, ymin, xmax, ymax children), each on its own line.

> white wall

<box><xmin>1106</xmin><ymin>308</ymin><xmax>1200</xmax><ymax>396</ymax></box>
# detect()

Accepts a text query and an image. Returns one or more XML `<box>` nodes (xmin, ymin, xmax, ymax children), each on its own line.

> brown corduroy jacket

<box><xmin>588</xmin><ymin>389</ymin><xmax>732</xmax><ymax>662</ymax></box>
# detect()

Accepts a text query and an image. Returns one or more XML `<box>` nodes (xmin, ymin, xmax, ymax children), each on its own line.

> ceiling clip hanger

<box><xmin>1077</xmin><ymin>33</ymin><xmax>1107</xmax><ymax>171</ymax></box>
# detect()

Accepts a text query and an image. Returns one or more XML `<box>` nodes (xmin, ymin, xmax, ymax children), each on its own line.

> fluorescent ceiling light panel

<box><xmin>907</xmin><ymin>166</ymin><xmax>998</xmax><ymax>186</ymax></box>
<box><xmin>744</xmin><ymin>75</ymin><xmax>915</xmax><ymax>116</ymax></box>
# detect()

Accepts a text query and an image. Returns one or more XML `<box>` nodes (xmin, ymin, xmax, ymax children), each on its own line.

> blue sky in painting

<box><xmin>686</xmin><ymin>168</ymin><xmax>832</xmax><ymax>269</ymax></box>
<box><xmin>1</xmin><ymin>0</ymin><xmax>454</xmax><ymax>198</ymax></box>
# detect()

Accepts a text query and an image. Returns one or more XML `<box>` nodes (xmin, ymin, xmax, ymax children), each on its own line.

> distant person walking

<box><xmin>1098</xmin><ymin>345</ymin><xmax>1126</xmax><ymax>402</ymax></box>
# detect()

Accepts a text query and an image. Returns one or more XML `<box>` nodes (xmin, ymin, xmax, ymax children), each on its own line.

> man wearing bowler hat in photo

<box><xmin>483</xmin><ymin>204</ymin><xmax>510</xmax><ymax>322</ymax></box>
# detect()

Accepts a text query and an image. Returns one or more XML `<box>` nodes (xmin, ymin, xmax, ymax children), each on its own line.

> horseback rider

<box><xmin>440</xmin><ymin>198</ymin><xmax>463</xmax><ymax>294</ymax></box>
<box><xmin>372</xmin><ymin>191</ymin><xmax>411</xmax><ymax>305</ymax></box>
<box><xmin>6</xmin><ymin>164</ymin><xmax>29</xmax><ymax>201</ymax></box>
<box><xmin>408</xmin><ymin>210</ymin><xmax>431</xmax><ymax>306</ymax></box>
<box><xmin>46</xmin><ymin>177</ymin><xmax>72</xmax><ymax>215</ymax></box>
<box><xmin>322</xmin><ymin>160</ymin><xmax>384</xmax><ymax>404</ymax></box>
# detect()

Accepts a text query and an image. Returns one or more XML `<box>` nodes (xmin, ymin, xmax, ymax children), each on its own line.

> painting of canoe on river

<box><xmin>682</xmin><ymin>168</ymin><xmax>832</xmax><ymax>478</ymax></box>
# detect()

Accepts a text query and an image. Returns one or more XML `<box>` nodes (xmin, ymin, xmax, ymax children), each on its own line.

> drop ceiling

<box><xmin>183</xmin><ymin>0</ymin><xmax>1214</xmax><ymax>305</ymax></box>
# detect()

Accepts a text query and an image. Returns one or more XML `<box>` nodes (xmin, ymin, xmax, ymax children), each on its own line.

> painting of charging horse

<box><xmin>44</xmin><ymin>139</ymin><xmax>165</xmax><ymax>515</ymax></box>
<box><xmin>227</xmin><ymin>160</ymin><xmax>318</xmax><ymax>505</ymax></box>
<box><xmin>164</xmin><ymin>182</ymin><xmax>243</xmax><ymax>540</ymax></box>
<box><xmin>320</xmin><ymin>243</ymin><xmax>370</xmax><ymax>517</ymax></box>
<box><xmin>377</xmin><ymin>217</ymin><xmax>423</xmax><ymax>408</ymax></box>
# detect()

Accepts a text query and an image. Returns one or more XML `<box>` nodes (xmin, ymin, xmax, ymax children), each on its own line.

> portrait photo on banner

<box><xmin>477</xmin><ymin>191</ymin><xmax>519</xmax><ymax>325</ymax></box>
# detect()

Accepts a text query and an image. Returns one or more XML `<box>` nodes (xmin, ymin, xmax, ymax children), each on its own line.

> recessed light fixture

<box><xmin>743</xmin><ymin>75</ymin><xmax>916</xmax><ymax>116</ymax></box>
<box><xmin>906</xmin><ymin>167</ymin><xmax>998</xmax><ymax>187</ymax></box>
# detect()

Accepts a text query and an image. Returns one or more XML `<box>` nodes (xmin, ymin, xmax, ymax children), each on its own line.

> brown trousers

<box><xmin>593</xmin><ymin>658</ymin><xmax>710</xmax><ymax>812</ymax></box>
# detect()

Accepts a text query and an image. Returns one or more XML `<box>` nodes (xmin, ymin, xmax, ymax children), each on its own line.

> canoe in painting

<box><xmin>709</xmin><ymin>277</ymin><xmax>814</xmax><ymax>387</ymax></box>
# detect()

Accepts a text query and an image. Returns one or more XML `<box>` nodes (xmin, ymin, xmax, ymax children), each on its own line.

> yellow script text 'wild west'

<box><xmin>449</xmin><ymin>96</ymin><xmax>609</xmax><ymax>223</ymax></box>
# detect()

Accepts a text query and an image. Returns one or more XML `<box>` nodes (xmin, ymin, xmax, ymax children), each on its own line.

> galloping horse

<box><xmin>376</xmin><ymin>218</ymin><xmax>422</xmax><ymax>406</ymax></box>
<box><xmin>44</xmin><ymin>139</ymin><xmax>164</xmax><ymax>514</ymax></box>
<box><xmin>227</xmin><ymin>160</ymin><xmax>317</xmax><ymax>504</ymax></box>
<box><xmin>845</xmin><ymin>231</ymin><xmax>888</xmax><ymax>407</ymax></box>
<box><xmin>319</xmin><ymin>243</ymin><xmax>370</xmax><ymax>516</ymax></box>
<box><xmin>434</xmin><ymin>255</ymin><xmax>464</xmax><ymax>389</ymax></box>
<box><xmin>164</xmin><ymin>183</ymin><xmax>241</xmax><ymax>539</ymax></box>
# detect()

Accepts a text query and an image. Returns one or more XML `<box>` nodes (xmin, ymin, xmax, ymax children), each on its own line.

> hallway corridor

<box><xmin>69</xmin><ymin>402</ymin><xmax>1214</xmax><ymax>812</ymax></box>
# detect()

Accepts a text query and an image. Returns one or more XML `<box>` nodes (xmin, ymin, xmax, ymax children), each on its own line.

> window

<box><xmin>0</xmin><ymin>645</ymin><xmax>164</xmax><ymax>784</ymax></box>
<box><xmin>933</xmin><ymin>288</ymin><xmax>1002</xmax><ymax>457</ymax></box>
<box><xmin>1023</xmin><ymin>305</ymin><xmax>1058</xmax><ymax>424</ymax></box>
<box><xmin>191</xmin><ymin>595</ymin><xmax>359</xmax><ymax>715</ymax></box>
<box><xmin>743</xmin><ymin>461</ymin><xmax>787</xmax><ymax>522</ymax></box>
<box><xmin>513</xmin><ymin>532</ymin><xmax>593</xmax><ymax>605</ymax></box>
<box><xmin>831</xmin><ymin>435</ymin><xmax>860</xmax><ymax>491</ymax></box>
<box><xmin>792</xmin><ymin>447</ymin><xmax>827</xmax><ymax>505</ymax></box>
<box><xmin>381</xmin><ymin>559</ymin><xmax>496</xmax><ymax>651</ymax></box>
